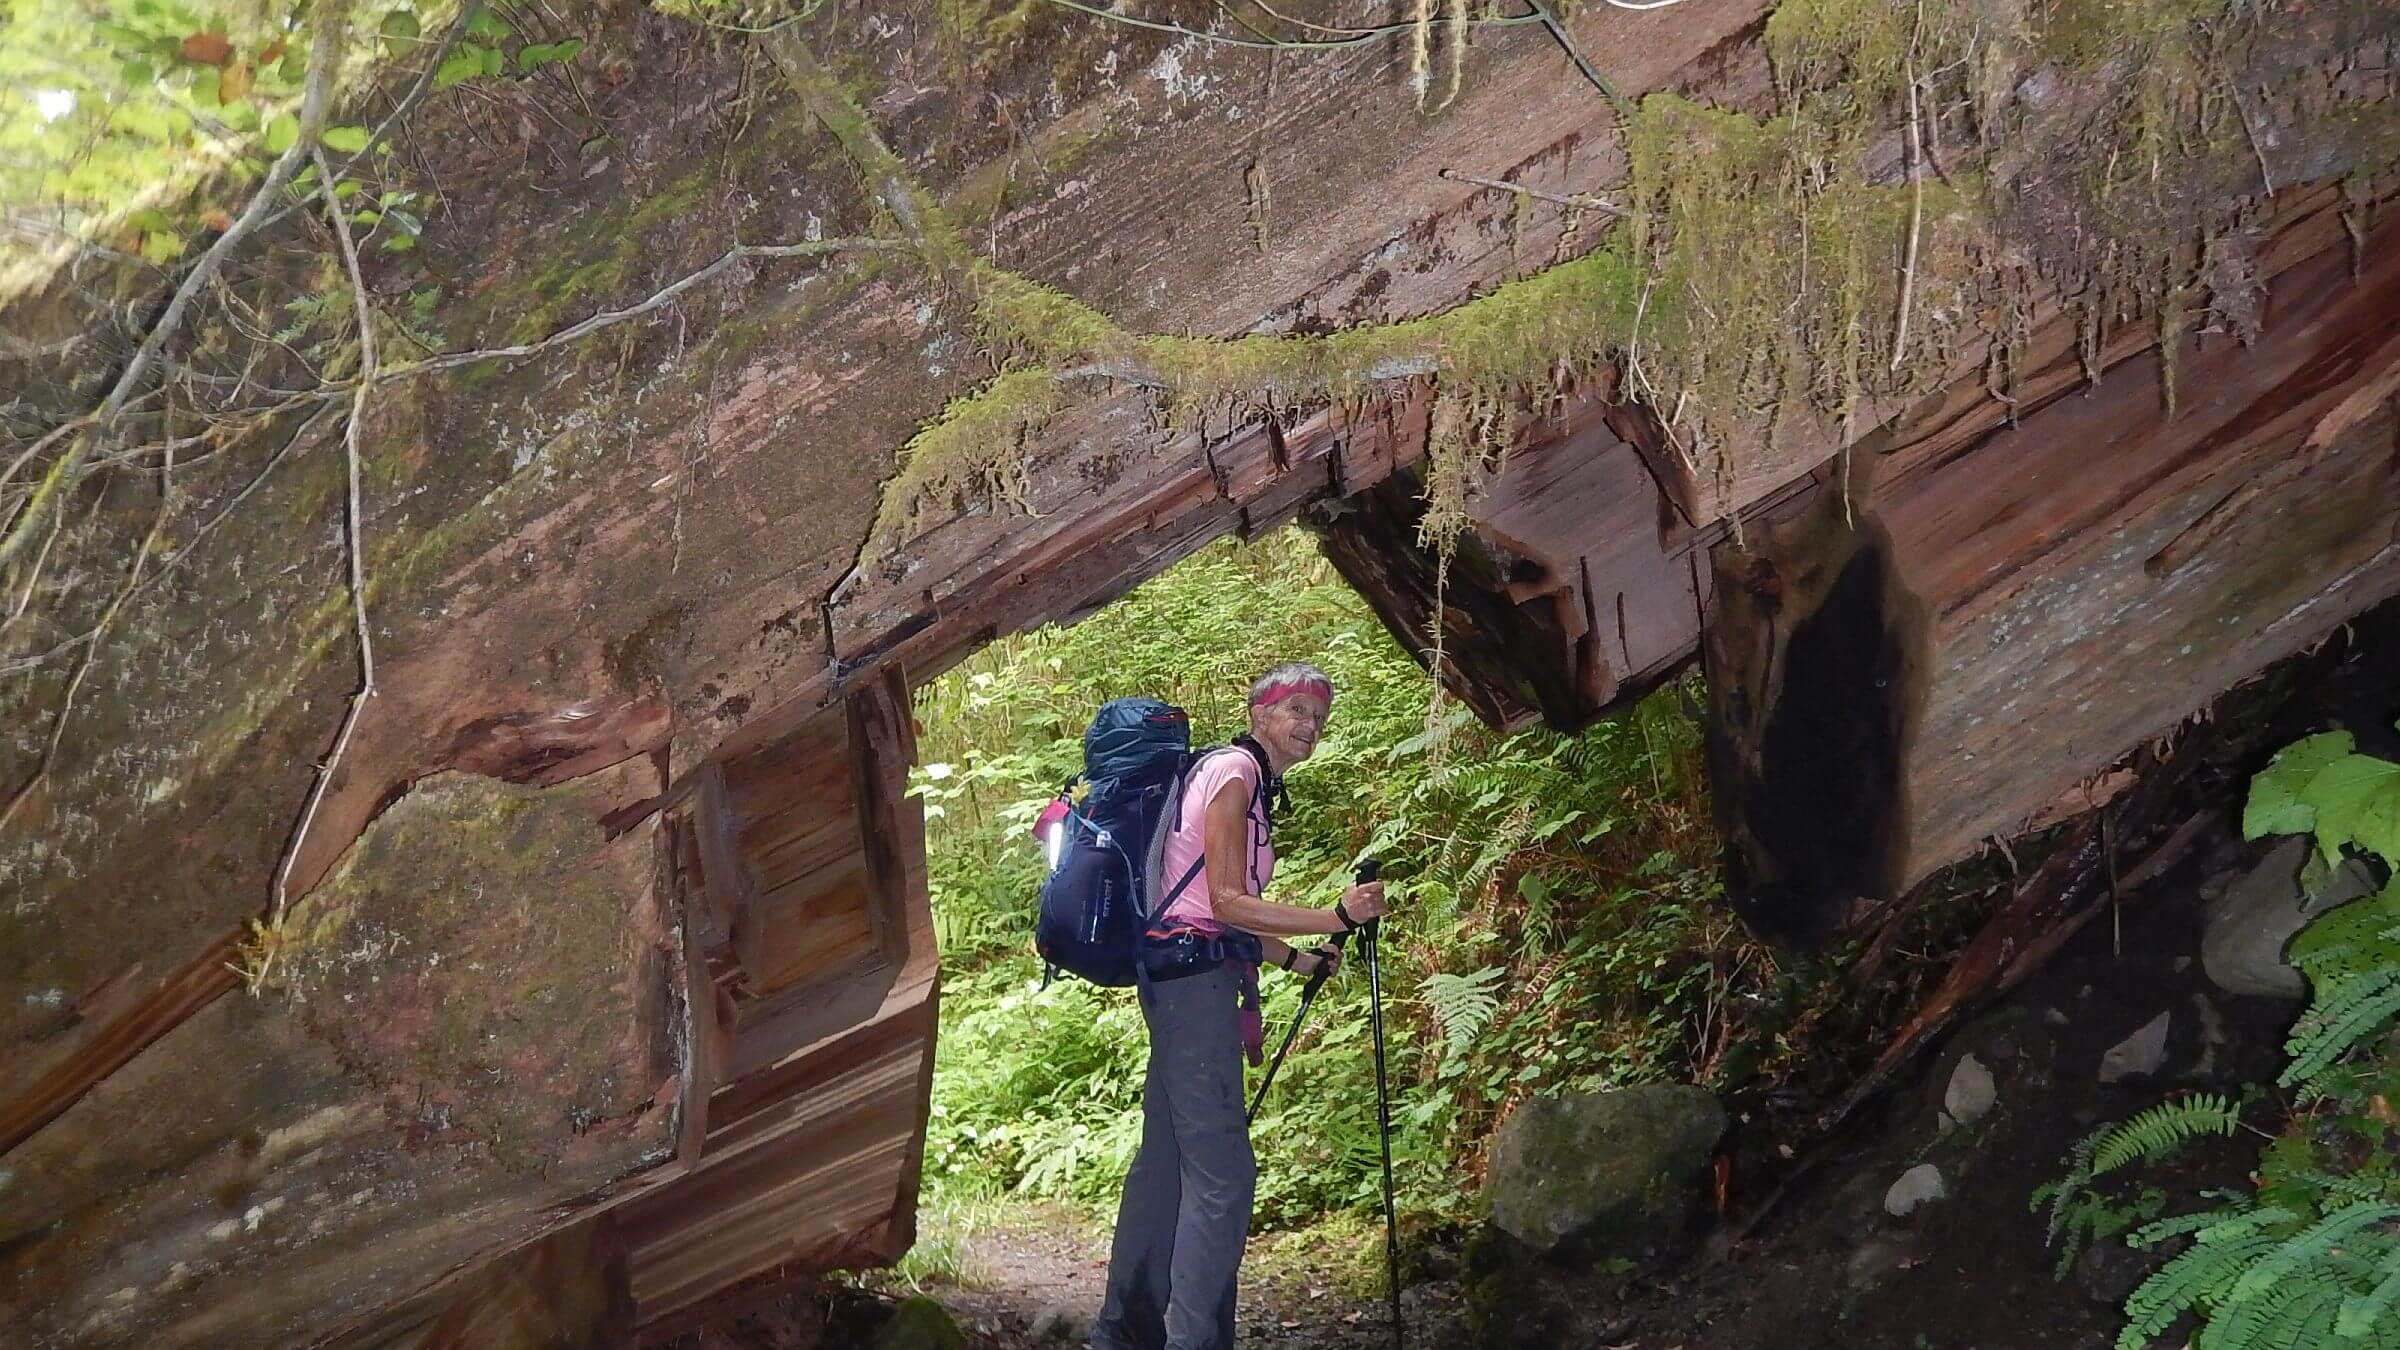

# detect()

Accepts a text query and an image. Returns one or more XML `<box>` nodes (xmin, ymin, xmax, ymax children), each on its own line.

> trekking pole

<box><xmin>1246</xmin><ymin>860</ymin><xmax>1377</xmax><ymax>1125</ymax></box>
<box><xmin>1364</xmin><ymin>911</ymin><xmax>1402</xmax><ymax>1350</ymax></box>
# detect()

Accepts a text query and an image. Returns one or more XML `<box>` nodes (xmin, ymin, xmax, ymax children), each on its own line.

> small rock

<box><xmin>2076</xmin><ymin>1239</ymin><xmax>2156</xmax><ymax>1306</ymax></box>
<box><xmin>2173</xmin><ymin>956</ymin><xmax>2193</xmax><ymax>974</ymax></box>
<box><xmin>1944</xmin><ymin>1053</ymin><xmax>1997</xmax><ymax>1126</ymax></box>
<box><xmin>2099</xmin><ymin>1012</ymin><xmax>2172</xmax><ymax>1084</ymax></box>
<box><xmin>1025</xmin><ymin>1303</ymin><xmax>1089</xmax><ymax>1345</ymax></box>
<box><xmin>1884</xmin><ymin>1164</ymin><xmax>1948</xmax><ymax>1217</ymax></box>
<box><xmin>1847</xmin><ymin>1232</ymin><xmax>1927</xmax><ymax>1290</ymax></box>
<box><xmin>2044</xmin><ymin>1007</ymin><xmax>2070</xmax><ymax>1028</ymax></box>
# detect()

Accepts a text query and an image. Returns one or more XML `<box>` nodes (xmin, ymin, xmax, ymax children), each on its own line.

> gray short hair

<box><xmin>1248</xmin><ymin>661</ymin><xmax>1333</xmax><ymax>706</ymax></box>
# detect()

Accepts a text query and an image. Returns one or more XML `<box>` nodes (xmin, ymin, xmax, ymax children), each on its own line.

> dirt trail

<box><xmin>920</xmin><ymin>1203</ymin><xmax>1467</xmax><ymax>1348</ymax></box>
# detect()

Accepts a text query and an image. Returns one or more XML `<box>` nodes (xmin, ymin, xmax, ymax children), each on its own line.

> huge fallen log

<box><xmin>1708</xmin><ymin>187</ymin><xmax>2400</xmax><ymax>947</ymax></box>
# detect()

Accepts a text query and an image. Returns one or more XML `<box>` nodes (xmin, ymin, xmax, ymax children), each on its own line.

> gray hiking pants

<box><xmin>1092</xmin><ymin>964</ymin><xmax>1255</xmax><ymax>1350</ymax></box>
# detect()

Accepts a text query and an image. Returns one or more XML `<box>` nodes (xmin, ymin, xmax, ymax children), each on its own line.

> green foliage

<box><xmin>914</xmin><ymin>530</ymin><xmax>1788</xmax><ymax>1229</ymax></box>
<box><xmin>1</xmin><ymin>0</ymin><xmax>586</xmax><ymax>294</ymax></box>
<box><xmin>2041</xmin><ymin>720</ymin><xmax>2400</xmax><ymax>1349</ymax></box>
<box><xmin>2029</xmin><ymin>1166</ymin><xmax>2168</xmax><ymax>1280</ymax></box>
<box><xmin>2092</xmin><ymin>1095</ymin><xmax>2246</xmax><ymax>1177</ymax></box>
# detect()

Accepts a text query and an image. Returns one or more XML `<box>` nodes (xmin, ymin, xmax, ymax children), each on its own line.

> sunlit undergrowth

<box><xmin>909</xmin><ymin>529</ymin><xmax>1879</xmax><ymax>1230</ymax></box>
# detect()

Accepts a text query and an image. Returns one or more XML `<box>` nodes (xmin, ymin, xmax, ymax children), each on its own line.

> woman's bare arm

<box><xmin>1198</xmin><ymin>779</ymin><xmax>1348</xmax><ymax>937</ymax></box>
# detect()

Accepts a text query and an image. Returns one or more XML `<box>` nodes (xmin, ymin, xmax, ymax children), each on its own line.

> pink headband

<box><xmin>1251</xmin><ymin>678</ymin><xmax>1332</xmax><ymax>710</ymax></box>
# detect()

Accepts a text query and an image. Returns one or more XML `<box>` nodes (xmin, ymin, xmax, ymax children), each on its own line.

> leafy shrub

<box><xmin>2037</xmin><ymin>722</ymin><xmax>2400</xmax><ymax>1349</ymax></box>
<box><xmin>912</xmin><ymin>529</ymin><xmax>1818</xmax><ymax>1230</ymax></box>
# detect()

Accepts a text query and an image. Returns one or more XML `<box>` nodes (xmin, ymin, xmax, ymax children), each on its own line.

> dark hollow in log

<box><xmin>1706</xmin><ymin>483</ymin><xmax>1927</xmax><ymax>950</ymax></box>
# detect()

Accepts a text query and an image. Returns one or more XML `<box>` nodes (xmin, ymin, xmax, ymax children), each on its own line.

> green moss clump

<box><xmin>823</xmin><ymin>0</ymin><xmax>2396</xmax><ymax>559</ymax></box>
<box><xmin>872</xmin><ymin>368</ymin><xmax>1062</xmax><ymax>540</ymax></box>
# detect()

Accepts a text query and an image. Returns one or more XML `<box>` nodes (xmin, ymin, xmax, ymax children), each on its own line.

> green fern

<box><xmin>2092</xmin><ymin>1094</ymin><xmax>2245</xmax><ymax>1176</ymax></box>
<box><xmin>2118</xmin><ymin>1231</ymin><xmax>2286</xmax><ymax>1349</ymax></box>
<box><xmin>1421</xmin><ymin>965</ymin><xmax>1504</xmax><ymax>1052</ymax></box>
<box><xmin>2337</xmin><ymin>1250</ymin><xmax>2400</xmax><ymax>1342</ymax></box>
<box><xmin>2282</xmin><ymin>967</ymin><xmax>2400</xmax><ymax>1098</ymax></box>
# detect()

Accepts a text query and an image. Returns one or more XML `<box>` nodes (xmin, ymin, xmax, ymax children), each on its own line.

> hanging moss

<box><xmin>849</xmin><ymin>0</ymin><xmax>2398</xmax><ymax>558</ymax></box>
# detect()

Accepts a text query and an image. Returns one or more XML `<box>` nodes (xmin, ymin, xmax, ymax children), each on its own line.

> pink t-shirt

<box><xmin>1155</xmin><ymin>748</ymin><xmax>1274</xmax><ymax>936</ymax></box>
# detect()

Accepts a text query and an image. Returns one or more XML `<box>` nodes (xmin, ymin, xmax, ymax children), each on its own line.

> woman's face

<box><xmin>1251</xmin><ymin>691</ymin><xmax>1331</xmax><ymax>772</ymax></box>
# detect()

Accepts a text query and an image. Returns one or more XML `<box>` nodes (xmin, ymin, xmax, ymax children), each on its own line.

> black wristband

<box><xmin>1335</xmin><ymin>899</ymin><xmax>1358</xmax><ymax>932</ymax></box>
<box><xmin>1278</xmin><ymin>948</ymin><xmax>1296</xmax><ymax>971</ymax></box>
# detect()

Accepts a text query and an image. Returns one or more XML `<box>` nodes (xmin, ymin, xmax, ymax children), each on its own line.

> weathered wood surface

<box><xmin>2</xmin><ymin>6</ymin><xmax>1777</xmax><ymax>1341</ymax></box>
<box><xmin>1312</xmin><ymin>387</ymin><xmax>1715</xmax><ymax>730</ymax></box>
<box><xmin>1708</xmin><ymin>188</ymin><xmax>2400</xmax><ymax>945</ymax></box>
<box><xmin>4</xmin><ymin>1</ymin><xmax>2397</xmax><ymax>1343</ymax></box>
<box><xmin>0</xmin><ymin>762</ymin><xmax>675</xmax><ymax>1349</ymax></box>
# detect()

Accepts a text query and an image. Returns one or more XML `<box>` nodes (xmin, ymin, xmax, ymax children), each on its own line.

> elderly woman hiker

<box><xmin>1091</xmin><ymin>661</ymin><xmax>1390</xmax><ymax>1350</ymax></box>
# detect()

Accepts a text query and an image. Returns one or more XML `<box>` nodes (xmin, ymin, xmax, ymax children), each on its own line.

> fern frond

<box><xmin>1421</xmin><ymin>965</ymin><xmax>1504</xmax><ymax>1051</ymax></box>
<box><xmin>2283</xmin><ymin>973</ymin><xmax>2400</xmax><ymax>1095</ymax></box>
<box><xmin>2227</xmin><ymin>1203</ymin><xmax>2400</xmax><ymax>1305</ymax></box>
<box><xmin>2042</xmin><ymin>1129</ymin><xmax>2106</xmax><ymax>1248</ymax></box>
<box><xmin>2201</xmin><ymin>1279</ymin><xmax>2343</xmax><ymax>1350</ymax></box>
<box><xmin>2119</xmin><ymin>1234</ymin><xmax>2283</xmax><ymax>1349</ymax></box>
<box><xmin>2335</xmin><ymin>1245</ymin><xmax>2400</xmax><ymax>1344</ymax></box>
<box><xmin>2093</xmin><ymin>1094</ymin><xmax>2244</xmax><ymax>1176</ymax></box>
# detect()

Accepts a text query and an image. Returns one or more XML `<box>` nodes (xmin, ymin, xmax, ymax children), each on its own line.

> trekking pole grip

<box><xmin>1308</xmin><ymin>860</ymin><xmax>1378</xmax><ymax>991</ymax></box>
<box><xmin>1355</xmin><ymin>858</ymin><xmax>1381</xmax><ymax>943</ymax></box>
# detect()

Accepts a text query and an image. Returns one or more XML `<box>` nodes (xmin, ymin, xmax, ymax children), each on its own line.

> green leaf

<box><xmin>518</xmin><ymin>37</ymin><xmax>583</xmax><ymax>70</ymax></box>
<box><xmin>379</xmin><ymin>9</ymin><xmax>421</xmax><ymax>41</ymax></box>
<box><xmin>466</xmin><ymin>8</ymin><xmax>512</xmax><ymax>40</ymax></box>
<box><xmin>262</xmin><ymin>111</ymin><xmax>298</xmax><ymax>153</ymax></box>
<box><xmin>2244</xmin><ymin>731</ymin><xmax>2354</xmax><ymax>840</ymax></box>
<box><xmin>121</xmin><ymin>59</ymin><xmax>156</xmax><ymax>88</ymax></box>
<box><xmin>140</xmin><ymin>229</ymin><xmax>184</xmax><ymax>264</ymax></box>
<box><xmin>332</xmin><ymin>178</ymin><xmax>363</xmax><ymax>200</ymax></box>
<box><xmin>379</xmin><ymin>231</ymin><xmax>419</xmax><ymax>253</ymax></box>
<box><xmin>434</xmin><ymin>45</ymin><xmax>488</xmax><ymax>89</ymax></box>
<box><xmin>2303</xmin><ymin>752</ymin><xmax>2400</xmax><ymax>862</ymax></box>
<box><xmin>321</xmin><ymin>124</ymin><xmax>370</xmax><ymax>154</ymax></box>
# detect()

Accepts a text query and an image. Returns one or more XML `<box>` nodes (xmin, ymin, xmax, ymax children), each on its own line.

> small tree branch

<box><xmin>391</xmin><ymin>238</ymin><xmax>911</xmax><ymax>379</ymax></box>
<box><xmin>1524</xmin><ymin>0</ymin><xmax>1632</xmax><ymax>115</ymax></box>
<box><xmin>1439</xmin><ymin>167</ymin><xmax>1633</xmax><ymax>217</ymax></box>
<box><xmin>264</xmin><ymin>148</ymin><xmax>384</xmax><ymax>948</ymax></box>
<box><xmin>258</xmin><ymin>1</ymin><xmax>485</xmax><ymax>237</ymax></box>
<box><xmin>0</xmin><ymin>436</ymin><xmax>178</xmax><ymax>834</ymax></box>
<box><xmin>0</xmin><ymin>6</ymin><xmax>349</xmax><ymax>571</ymax></box>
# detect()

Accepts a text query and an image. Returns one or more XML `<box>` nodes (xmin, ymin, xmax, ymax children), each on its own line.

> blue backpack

<box><xmin>1034</xmin><ymin>698</ymin><xmax>1235</xmax><ymax>986</ymax></box>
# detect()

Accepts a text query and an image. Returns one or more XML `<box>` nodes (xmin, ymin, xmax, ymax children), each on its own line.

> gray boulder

<box><xmin>2203</xmin><ymin>836</ymin><xmax>2379</xmax><ymax>999</ymax></box>
<box><xmin>871</xmin><ymin>1296</ymin><xmax>967</xmax><ymax>1350</ymax></box>
<box><xmin>1483</xmin><ymin>1084</ymin><xmax>1727</xmax><ymax>1257</ymax></box>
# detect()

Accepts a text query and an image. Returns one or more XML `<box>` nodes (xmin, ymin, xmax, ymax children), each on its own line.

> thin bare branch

<box><xmin>264</xmin><ymin>149</ymin><xmax>384</xmax><ymax>949</ymax></box>
<box><xmin>390</xmin><ymin>238</ymin><xmax>910</xmax><ymax>379</ymax></box>
<box><xmin>1439</xmin><ymin>167</ymin><xmax>1633</xmax><ymax>217</ymax></box>
<box><xmin>0</xmin><ymin>7</ymin><xmax>349</xmax><ymax>571</ymax></box>
<box><xmin>0</xmin><ymin>437</ymin><xmax>177</xmax><ymax>834</ymax></box>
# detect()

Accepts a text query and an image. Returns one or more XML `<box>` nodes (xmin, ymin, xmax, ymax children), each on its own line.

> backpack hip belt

<box><xmin>1137</xmin><ymin>923</ymin><xmax>1263</xmax><ymax>984</ymax></box>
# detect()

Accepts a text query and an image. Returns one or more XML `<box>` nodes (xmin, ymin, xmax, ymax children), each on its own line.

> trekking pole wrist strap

<box><xmin>1277</xmin><ymin>947</ymin><xmax>1297</xmax><ymax>971</ymax></box>
<box><xmin>1335</xmin><ymin>899</ymin><xmax>1360</xmax><ymax>932</ymax></box>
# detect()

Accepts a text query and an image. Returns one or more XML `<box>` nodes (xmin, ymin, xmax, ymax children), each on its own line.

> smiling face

<box><xmin>1249</xmin><ymin>690</ymin><xmax>1331</xmax><ymax>774</ymax></box>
